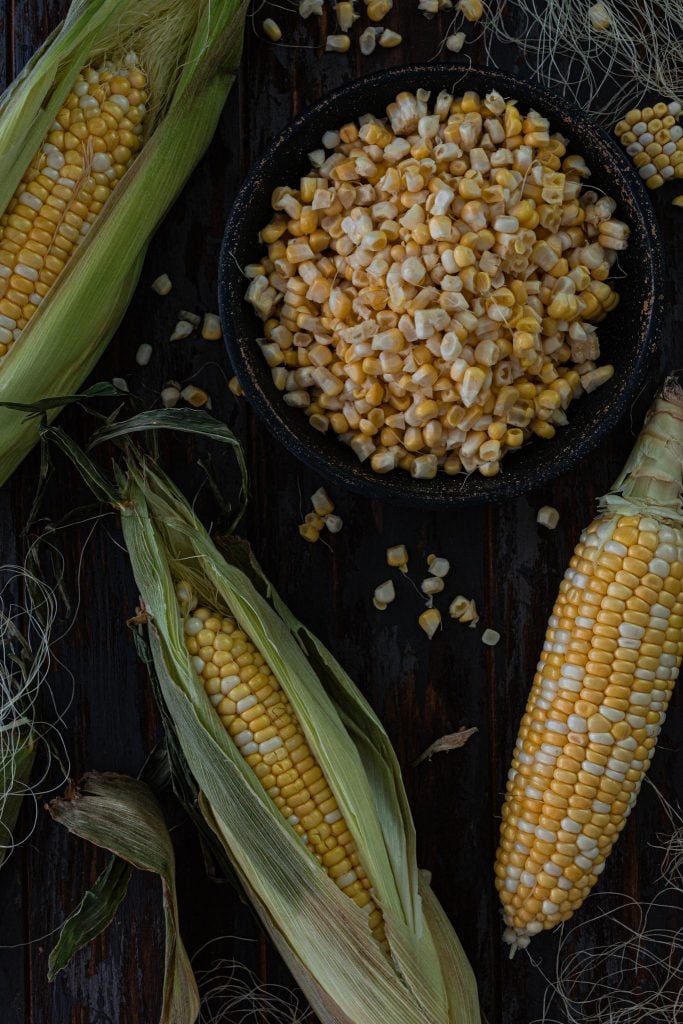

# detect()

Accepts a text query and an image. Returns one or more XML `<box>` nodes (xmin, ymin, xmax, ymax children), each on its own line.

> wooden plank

<box><xmin>0</xmin><ymin>3</ymin><xmax>682</xmax><ymax>1023</ymax></box>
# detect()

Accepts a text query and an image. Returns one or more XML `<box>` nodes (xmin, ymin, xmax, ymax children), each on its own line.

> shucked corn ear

<box><xmin>496</xmin><ymin>377</ymin><xmax>683</xmax><ymax>953</ymax></box>
<box><xmin>0</xmin><ymin>0</ymin><xmax>248</xmax><ymax>484</ymax></box>
<box><xmin>179</xmin><ymin>592</ymin><xmax>387</xmax><ymax>945</ymax></box>
<box><xmin>59</xmin><ymin>411</ymin><xmax>479</xmax><ymax>1024</ymax></box>
<box><xmin>0</xmin><ymin>58</ymin><xmax>148</xmax><ymax>357</ymax></box>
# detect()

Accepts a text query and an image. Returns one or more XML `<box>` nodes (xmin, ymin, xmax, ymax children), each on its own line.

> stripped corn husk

<box><xmin>496</xmin><ymin>377</ymin><xmax>683</xmax><ymax>953</ymax></box>
<box><xmin>46</xmin><ymin>410</ymin><xmax>479</xmax><ymax>1024</ymax></box>
<box><xmin>0</xmin><ymin>0</ymin><xmax>248</xmax><ymax>484</ymax></box>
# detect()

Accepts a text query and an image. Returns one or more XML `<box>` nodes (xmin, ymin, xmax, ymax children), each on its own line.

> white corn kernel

<box><xmin>161</xmin><ymin>385</ymin><xmax>180</xmax><ymax>408</ymax></box>
<box><xmin>311</xmin><ymin>487</ymin><xmax>335</xmax><ymax>516</ymax></box>
<box><xmin>481</xmin><ymin>628</ymin><xmax>500</xmax><ymax>646</ymax></box>
<box><xmin>135</xmin><ymin>343</ymin><xmax>153</xmax><ymax>366</ymax></box>
<box><xmin>359</xmin><ymin>27</ymin><xmax>380</xmax><ymax>55</ymax></box>
<box><xmin>170</xmin><ymin>320</ymin><xmax>193</xmax><ymax>341</ymax></box>
<box><xmin>374</xmin><ymin>580</ymin><xmax>396</xmax><ymax>606</ymax></box>
<box><xmin>421</xmin><ymin>576</ymin><xmax>444</xmax><ymax>595</ymax></box>
<box><xmin>537</xmin><ymin>505</ymin><xmax>560</xmax><ymax>530</ymax></box>
<box><xmin>151</xmin><ymin>273</ymin><xmax>172</xmax><ymax>295</ymax></box>
<box><xmin>427</xmin><ymin>555</ymin><xmax>450</xmax><ymax>578</ymax></box>
<box><xmin>326</xmin><ymin>33</ymin><xmax>351</xmax><ymax>52</ymax></box>
<box><xmin>379</xmin><ymin>29</ymin><xmax>402</xmax><ymax>47</ymax></box>
<box><xmin>446</xmin><ymin>32</ymin><xmax>466</xmax><ymax>52</ymax></box>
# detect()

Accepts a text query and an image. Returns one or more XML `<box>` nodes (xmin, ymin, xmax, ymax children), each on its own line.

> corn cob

<box><xmin>178</xmin><ymin>587</ymin><xmax>386</xmax><ymax>945</ymax></box>
<box><xmin>0</xmin><ymin>59</ymin><xmax>147</xmax><ymax>359</ymax></box>
<box><xmin>495</xmin><ymin>377</ymin><xmax>683</xmax><ymax>953</ymax></box>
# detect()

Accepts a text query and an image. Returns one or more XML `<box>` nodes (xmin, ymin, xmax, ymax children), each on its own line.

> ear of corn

<box><xmin>68</xmin><ymin>413</ymin><xmax>481</xmax><ymax>1024</ymax></box>
<box><xmin>496</xmin><ymin>377</ymin><xmax>683</xmax><ymax>953</ymax></box>
<box><xmin>0</xmin><ymin>0</ymin><xmax>248</xmax><ymax>484</ymax></box>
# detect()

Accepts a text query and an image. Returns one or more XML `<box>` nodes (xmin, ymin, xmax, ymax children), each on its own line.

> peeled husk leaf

<box><xmin>0</xmin><ymin>0</ymin><xmax>248</xmax><ymax>484</ymax></box>
<box><xmin>48</xmin><ymin>772</ymin><xmax>199</xmax><ymax>1024</ymax></box>
<box><xmin>42</xmin><ymin>410</ymin><xmax>480</xmax><ymax>1024</ymax></box>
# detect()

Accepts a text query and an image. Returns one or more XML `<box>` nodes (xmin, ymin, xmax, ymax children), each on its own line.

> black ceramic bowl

<box><xmin>219</xmin><ymin>64</ymin><xmax>664</xmax><ymax>507</ymax></box>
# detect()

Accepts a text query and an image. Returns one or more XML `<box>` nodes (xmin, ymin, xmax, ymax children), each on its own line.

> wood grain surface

<box><xmin>0</xmin><ymin>3</ymin><xmax>681</xmax><ymax>1023</ymax></box>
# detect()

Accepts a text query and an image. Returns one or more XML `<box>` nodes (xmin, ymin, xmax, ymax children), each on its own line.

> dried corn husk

<box><xmin>0</xmin><ymin>0</ymin><xmax>248</xmax><ymax>485</ymax></box>
<box><xmin>49</xmin><ymin>773</ymin><xmax>199</xmax><ymax>1024</ymax></box>
<box><xmin>44</xmin><ymin>410</ymin><xmax>480</xmax><ymax>1024</ymax></box>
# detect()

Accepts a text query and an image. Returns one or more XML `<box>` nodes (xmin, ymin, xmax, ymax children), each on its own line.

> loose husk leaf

<box><xmin>47</xmin><ymin>854</ymin><xmax>134</xmax><ymax>980</ymax></box>
<box><xmin>42</xmin><ymin>410</ymin><xmax>480</xmax><ymax>1024</ymax></box>
<box><xmin>413</xmin><ymin>728</ymin><xmax>479</xmax><ymax>767</ymax></box>
<box><xmin>0</xmin><ymin>0</ymin><xmax>248</xmax><ymax>484</ymax></box>
<box><xmin>48</xmin><ymin>772</ymin><xmax>199</xmax><ymax>1024</ymax></box>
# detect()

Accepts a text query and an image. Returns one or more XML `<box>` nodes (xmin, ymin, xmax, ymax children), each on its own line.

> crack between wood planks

<box><xmin>485</xmin><ymin>503</ymin><xmax>503</xmax><ymax>1024</ymax></box>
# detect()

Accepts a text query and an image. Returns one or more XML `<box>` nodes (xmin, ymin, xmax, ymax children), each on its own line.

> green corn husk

<box><xmin>44</xmin><ymin>411</ymin><xmax>480</xmax><ymax>1024</ymax></box>
<box><xmin>0</xmin><ymin>0</ymin><xmax>248</xmax><ymax>485</ymax></box>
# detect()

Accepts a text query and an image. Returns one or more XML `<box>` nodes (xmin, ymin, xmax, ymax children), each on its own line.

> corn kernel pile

<box><xmin>245</xmin><ymin>89</ymin><xmax>628</xmax><ymax>480</ymax></box>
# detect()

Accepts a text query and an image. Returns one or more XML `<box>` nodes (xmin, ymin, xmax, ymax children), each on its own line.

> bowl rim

<box><xmin>219</xmin><ymin>62</ymin><xmax>664</xmax><ymax>508</ymax></box>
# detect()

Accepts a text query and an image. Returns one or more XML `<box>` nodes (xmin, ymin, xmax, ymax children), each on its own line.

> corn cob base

<box><xmin>177</xmin><ymin>585</ymin><xmax>386</xmax><ymax>944</ymax></box>
<box><xmin>0</xmin><ymin>57</ymin><xmax>147</xmax><ymax>359</ymax></box>
<box><xmin>496</xmin><ymin>510</ymin><xmax>683</xmax><ymax>952</ymax></box>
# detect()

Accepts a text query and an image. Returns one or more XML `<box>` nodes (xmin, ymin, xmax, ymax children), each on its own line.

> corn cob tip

<box><xmin>659</xmin><ymin>371</ymin><xmax>683</xmax><ymax>406</ymax></box>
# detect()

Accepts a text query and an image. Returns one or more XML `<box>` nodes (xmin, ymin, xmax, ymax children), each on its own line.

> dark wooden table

<box><xmin>1</xmin><ymin>3</ymin><xmax>681</xmax><ymax>1023</ymax></box>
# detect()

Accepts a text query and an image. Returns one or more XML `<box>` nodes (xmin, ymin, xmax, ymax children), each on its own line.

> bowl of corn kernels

<box><xmin>219</xmin><ymin>64</ymin><xmax>663</xmax><ymax>506</ymax></box>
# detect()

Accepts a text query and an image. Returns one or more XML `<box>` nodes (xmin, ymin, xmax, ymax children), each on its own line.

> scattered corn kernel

<box><xmin>228</xmin><ymin>375</ymin><xmax>243</xmax><ymax>397</ymax></box>
<box><xmin>359</xmin><ymin>27</ymin><xmax>380</xmax><ymax>55</ymax></box>
<box><xmin>326</xmin><ymin>33</ymin><xmax>351</xmax><ymax>52</ymax></box>
<box><xmin>419</xmin><ymin>607</ymin><xmax>442</xmax><ymax>638</ymax></box>
<box><xmin>421</xmin><ymin>576</ymin><xmax>445</xmax><ymax>595</ymax></box>
<box><xmin>263</xmin><ymin>18</ymin><xmax>282</xmax><ymax>42</ymax></box>
<box><xmin>299</xmin><ymin>523</ymin><xmax>319</xmax><ymax>543</ymax></box>
<box><xmin>112</xmin><ymin>377</ymin><xmax>129</xmax><ymax>392</ymax></box>
<box><xmin>161</xmin><ymin>384</ymin><xmax>180</xmax><ymax>408</ymax></box>
<box><xmin>387</xmin><ymin>544</ymin><xmax>409</xmax><ymax>572</ymax></box>
<box><xmin>202</xmin><ymin>313</ymin><xmax>222</xmax><ymax>340</ymax></box>
<box><xmin>481</xmin><ymin>628</ymin><xmax>500</xmax><ymax>646</ymax></box>
<box><xmin>588</xmin><ymin>1</ymin><xmax>611</xmax><ymax>29</ymax></box>
<box><xmin>536</xmin><ymin>504</ymin><xmax>560</xmax><ymax>529</ymax></box>
<box><xmin>170</xmin><ymin>320</ymin><xmax>193</xmax><ymax>341</ymax></box>
<box><xmin>449</xmin><ymin>595</ymin><xmax>479</xmax><ymax>627</ymax></box>
<box><xmin>135</xmin><ymin>343</ymin><xmax>153</xmax><ymax>366</ymax></box>
<box><xmin>180</xmin><ymin>385</ymin><xmax>209</xmax><ymax>408</ymax></box>
<box><xmin>427</xmin><ymin>555</ymin><xmax>450</xmax><ymax>578</ymax></box>
<box><xmin>311</xmin><ymin>486</ymin><xmax>335</xmax><ymax>516</ymax></box>
<box><xmin>457</xmin><ymin>0</ymin><xmax>483</xmax><ymax>20</ymax></box>
<box><xmin>336</xmin><ymin>2</ymin><xmax>358</xmax><ymax>30</ymax></box>
<box><xmin>379</xmin><ymin>29</ymin><xmax>402</xmax><ymax>47</ymax></box>
<box><xmin>366</xmin><ymin>0</ymin><xmax>393</xmax><ymax>20</ymax></box>
<box><xmin>446</xmin><ymin>32</ymin><xmax>466</xmax><ymax>53</ymax></box>
<box><xmin>324</xmin><ymin>513</ymin><xmax>343</xmax><ymax>533</ymax></box>
<box><xmin>374</xmin><ymin>580</ymin><xmax>396</xmax><ymax>607</ymax></box>
<box><xmin>151</xmin><ymin>274</ymin><xmax>172</xmax><ymax>296</ymax></box>
<box><xmin>179</xmin><ymin>310</ymin><xmax>201</xmax><ymax>327</ymax></box>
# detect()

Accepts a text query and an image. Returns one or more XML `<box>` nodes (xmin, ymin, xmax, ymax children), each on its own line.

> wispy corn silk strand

<box><xmin>532</xmin><ymin>798</ymin><xmax>683</xmax><ymax>1024</ymax></box>
<box><xmin>198</xmin><ymin>957</ymin><xmax>313</xmax><ymax>1024</ymax></box>
<box><xmin>0</xmin><ymin>565</ymin><xmax>68</xmax><ymax>865</ymax></box>
<box><xmin>482</xmin><ymin>0</ymin><xmax>683</xmax><ymax>124</ymax></box>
